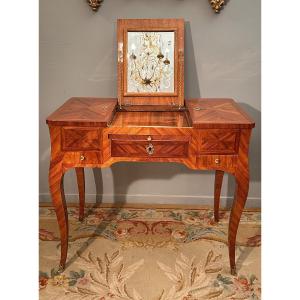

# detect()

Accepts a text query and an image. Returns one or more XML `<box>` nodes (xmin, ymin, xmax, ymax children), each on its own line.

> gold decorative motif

<box><xmin>87</xmin><ymin>0</ymin><xmax>103</xmax><ymax>11</ymax></box>
<box><xmin>210</xmin><ymin>0</ymin><xmax>227</xmax><ymax>13</ymax></box>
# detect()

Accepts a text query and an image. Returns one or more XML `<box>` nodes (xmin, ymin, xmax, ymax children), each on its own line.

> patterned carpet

<box><xmin>39</xmin><ymin>206</ymin><xmax>261</xmax><ymax>300</ymax></box>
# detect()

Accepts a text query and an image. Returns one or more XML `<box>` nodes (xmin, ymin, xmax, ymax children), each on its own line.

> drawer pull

<box><xmin>146</xmin><ymin>143</ymin><xmax>155</xmax><ymax>155</ymax></box>
<box><xmin>80</xmin><ymin>155</ymin><xmax>85</xmax><ymax>161</ymax></box>
<box><xmin>147</xmin><ymin>136</ymin><xmax>152</xmax><ymax>141</ymax></box>
<box><xmin>194</xmin><ymin>107</ymin><xmax>206</xmax><ymax>111</ymax></box>
<box><xmin>215</xmin><ymin>158</ymin><xmax>220</xmax><ymax>164</ymax></box>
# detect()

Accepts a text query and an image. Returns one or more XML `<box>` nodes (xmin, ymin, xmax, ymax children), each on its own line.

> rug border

<box><xmin>39</xmin><ymin>202</ymin><xmax>261</xmax><ymax>212</ymax></box>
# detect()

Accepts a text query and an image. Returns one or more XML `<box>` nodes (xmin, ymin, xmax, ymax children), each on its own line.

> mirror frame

<box><xmin>117</xmin><ymin>19</ymin><xmax>184</xmax><ymax>109</ymax></box>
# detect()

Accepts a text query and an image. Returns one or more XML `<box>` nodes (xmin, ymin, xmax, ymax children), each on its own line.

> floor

<box><xmin>39</xmin><ymin>205</ymin><xmax>261</xmax><ymax>300</ymax></box>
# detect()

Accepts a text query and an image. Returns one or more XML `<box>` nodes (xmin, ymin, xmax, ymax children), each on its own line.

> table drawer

<box><xmin>62</xmin><ymin>127</ymin><xmax>100</xmax><ymax>151</ymax></box>
<box><xmin>109</xmin><ymin>134</ymin><xmax>190</xmax><ymax>158</ymax></box>
<box><xmin>197</xmin><ymin>155</ymin><xmax>237</xmax><ymax>172</ymax></box>
<box><xmin>78</xmin><ymin>151</ymin><xmax>102</xmax><ymax>164</ymax></box>
<box><xmin>63</xmin><ymin>151</ymin><xmax>102</xmax><ymax>165</ymax></box>
<box><xmin>198</xmin><ymin>129</ymin><xmax>240</xmax><ymax>154</ymax></box>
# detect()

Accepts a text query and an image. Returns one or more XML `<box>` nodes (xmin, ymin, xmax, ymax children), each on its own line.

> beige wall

<box><xmin>39</xmin><ymin>0</ymin><xmax>261</xmax><ymax>207</ymax></box>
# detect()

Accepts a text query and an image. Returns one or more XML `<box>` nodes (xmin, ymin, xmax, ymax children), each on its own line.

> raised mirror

<box><xmin>117</xmin><ymin>19</ymin><xmax>184</xmax><ymax>109</ymax></box>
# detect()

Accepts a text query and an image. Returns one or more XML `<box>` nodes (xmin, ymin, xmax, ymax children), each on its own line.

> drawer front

<box><xmin>62</xmin><ymin>127</ymin><xmax>100</xmax><ymax>151</ymax></box>
<box><xmin>109</xmin><ymin>134</ymin><xmax>190</xmax><ymax>158</ymax></box>
<box><xmin>198</xmin><ymin>129</ymin><xmax>239</xmax><ymax>154</ymax></box>
<box><xmin>77</xmin><ymin>151</ymin><xmax>101</xmax><ymax>165</ymax></box>
<box><xmin>63</xmin><ymin>151</ymin><xmax>102</xmax><ymax>165</ymax></box>
<box><xmin>197</xmin><ymin>155</ymin><xmax>237</xmax><ymax>173</ymax></box>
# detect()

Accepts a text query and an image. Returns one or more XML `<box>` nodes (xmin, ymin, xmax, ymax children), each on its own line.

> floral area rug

<box><xmin>39</xmin><ymin>206</ymin><xmax>261</xmax><ymax>300</ymax></box>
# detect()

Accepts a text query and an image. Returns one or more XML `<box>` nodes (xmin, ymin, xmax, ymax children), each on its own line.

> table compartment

<box><xmin>109</xmin><ymin>134</ymin><xmax>190</xmax><ymax>158</ymax></box>
<box><xmin>197</xmin><ymin>155</ymin><xmax>237</xmax><ymax>173</ymax></box>
<box><xmin>77</xmin><ymin>151</ymin><xmax>102</xmax><ymax>165</ymax></box>
<box><xmin>63</xmin><ymin>151</ymin><xmax>102</xmax><ymax>165</ymax></box>
<box><xmin>198</xmin><ymin>129</ymin><xmax>240</xmax><ymax>154</ymax></box>
<box><xmin>62</xmin><ymin>127</ymin><xmax>101</xmax><ymax>151</ymax></box>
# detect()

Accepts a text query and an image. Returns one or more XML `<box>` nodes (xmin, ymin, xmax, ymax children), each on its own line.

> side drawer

<box><xmin>198</xmin><ymin>129</ymin><xmax>240</xmax><ymax>154</ymax></box>
<box><xmin>63</xmin><ymin>151</ymin><xmax>102</xmax><ymax>166</ymax></box>
<box><xmin>62</xmin><ymin>127</ymin><xmax>101</xmax><ymax>151</ymax></box>
<box><xmin>109</xmin><ymin>134</ymin><xmax>190</xmax><ymax>158</ymax></box>
<box><xmin>197</xmin><ymin>155</ymin><xmax>237</xmax><ymax>173</ymax></box>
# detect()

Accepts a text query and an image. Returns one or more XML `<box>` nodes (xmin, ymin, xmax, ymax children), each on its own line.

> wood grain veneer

<box><xmin>46</xmin><ymin>97</ymin><xmax>117</xmax><ymax>127</ymax></box>
<box><xmin>214</xmin><ymin>170</ymin><xmax>224</xmax><ymax>223</ymax></box>
<box><xmin>62</xmin><ymin>127</ymin><xmax>101</xmax><ymax>151</ymax></box>
<box><xmin>111</xmin><ymin>111</ymin><xmax>191</xmax><ymax>127</ymax></box>
<box><xmin>198</xmin><ymin>129</ymin><xmax>240</xmax><ymax>154</ymax></box>
<box><xmin>110</xmin><ymin>134</ymin><xmax>190</xmax><ymax>158</ymax></box>
<box><xmin>186</xmin><ymin>98</ymin><xmax>255</xmax><ymax>129</ymax></box>
<box><xmin>47</xmin><ymin>97</ymin><xmax>255</xmax><ymax>275</ymax></box>
<box><xmin>75</xmin><ymin>168</ymin><xmax>85</xmax><ymax>222</ymax></box>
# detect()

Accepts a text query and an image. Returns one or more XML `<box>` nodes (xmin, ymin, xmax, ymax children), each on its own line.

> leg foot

<box><xmin>230</xmin><ymin>266</ymin><xmax>237</xmax><ymax>276</ymax></box>
<box><xmin>58</xmin><ymin>264</ymin><xmax>65</xmax><ymax>274</ymax></box>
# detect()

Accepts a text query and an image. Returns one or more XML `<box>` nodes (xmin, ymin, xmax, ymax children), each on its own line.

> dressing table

<box><xmin>46</xmin><ymin>19</ymin><xmax>255</xmax><ymax>275</ymax></box>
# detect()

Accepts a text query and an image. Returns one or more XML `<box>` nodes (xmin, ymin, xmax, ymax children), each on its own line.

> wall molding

<box><xmin>39</xmin><ymin>193</ymin><xmax>261</xmax><ymax>208</ymax></box>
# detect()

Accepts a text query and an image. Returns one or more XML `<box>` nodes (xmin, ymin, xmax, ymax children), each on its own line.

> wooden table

<box><xmin>46</xmin><ymin>97</ymin><xmax>255</xmax><ymax>275</ymax></box>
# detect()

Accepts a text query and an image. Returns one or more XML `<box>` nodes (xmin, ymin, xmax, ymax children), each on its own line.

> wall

<box><xmin>39</xmin><ymin>0</ymin><xmax>261</xmax><ymax>207</ymax></box>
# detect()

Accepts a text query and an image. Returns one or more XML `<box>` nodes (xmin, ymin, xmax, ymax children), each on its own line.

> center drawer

<box><xmin>109</xmin><ymin>134</ymin><xmax>190</xmax><ymax>158</ymax></box>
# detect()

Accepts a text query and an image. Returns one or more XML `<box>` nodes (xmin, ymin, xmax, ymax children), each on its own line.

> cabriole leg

<box><xmin>75</xmin><ymin>167</ymin><xmax>85</xmax><ymax>221</ymax></box>
<box><xmin>214</xmin><ymin>170</ymin><xmax>224</xmax><ymax>222</ymax></box>
<box><xmin>49</xmin><ymin>162</ymin><xmax>68</xmax><ymax>271</ymax></box>
<box><xmin>228</xmin><ymin>129</ymin><xmax>251</xmax><ymax>275</ymax></box>
<box><xmin>228</xmin><ymin>168</ymin><xmax>249</xmax><ymax>275</ymax></box>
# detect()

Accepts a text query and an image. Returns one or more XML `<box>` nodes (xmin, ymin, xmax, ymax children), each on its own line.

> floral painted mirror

<box><xmin>117</xmin><ymin>19</ymin><xmax>184</xmax><ymax>109</ymax></box>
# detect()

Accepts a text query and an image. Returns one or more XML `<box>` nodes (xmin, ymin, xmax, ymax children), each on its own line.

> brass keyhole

<box><xmin>146</xmin><ymin>143</ymin><xmax>154</xmax><ymax>155</ymax></box>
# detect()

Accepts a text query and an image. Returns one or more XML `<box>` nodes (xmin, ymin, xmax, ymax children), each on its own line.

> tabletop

<box><xmin>46</xmin><ymin>97</ymin><xmax>255</xmax><ymax>129</ymax></box>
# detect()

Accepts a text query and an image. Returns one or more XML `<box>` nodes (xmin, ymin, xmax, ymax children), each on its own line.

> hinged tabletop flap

<box><xmin>186</xmin><ymin>98</ymin><xmax>255</xmax><ymax>129</ymax></box>
<box><xmin>46</xmin><ymin>97</ymin><xmax>117</xmax><ymax>127</ymax></box>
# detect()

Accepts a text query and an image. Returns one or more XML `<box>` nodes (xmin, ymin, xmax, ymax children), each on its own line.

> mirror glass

<box><xmin>127</xmin><ymin>31</ymin><xmax>175</xmax><ymax>93</ymax></box>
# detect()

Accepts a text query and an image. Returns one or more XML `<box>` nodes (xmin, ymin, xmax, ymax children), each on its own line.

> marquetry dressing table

<box><xmin>46</xmin><ymin>19</ymin><xmax>255</xmax><ymax>275</ymax></box>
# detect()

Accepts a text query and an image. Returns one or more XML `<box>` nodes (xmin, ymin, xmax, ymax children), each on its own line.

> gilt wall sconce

<box><xmin>87</xmin><ymin>0</ymin><xmax>103</xmax><ymax>11</ymax></box>
<box><xmin>209</xmin><ymin>0</ymin><xmax>228</xmax><ymax>13</ymax></box>
<box><xmin>86</xmin><ymin>0</ymin><xmax>228</xmax><ymax>13</ymax></box>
